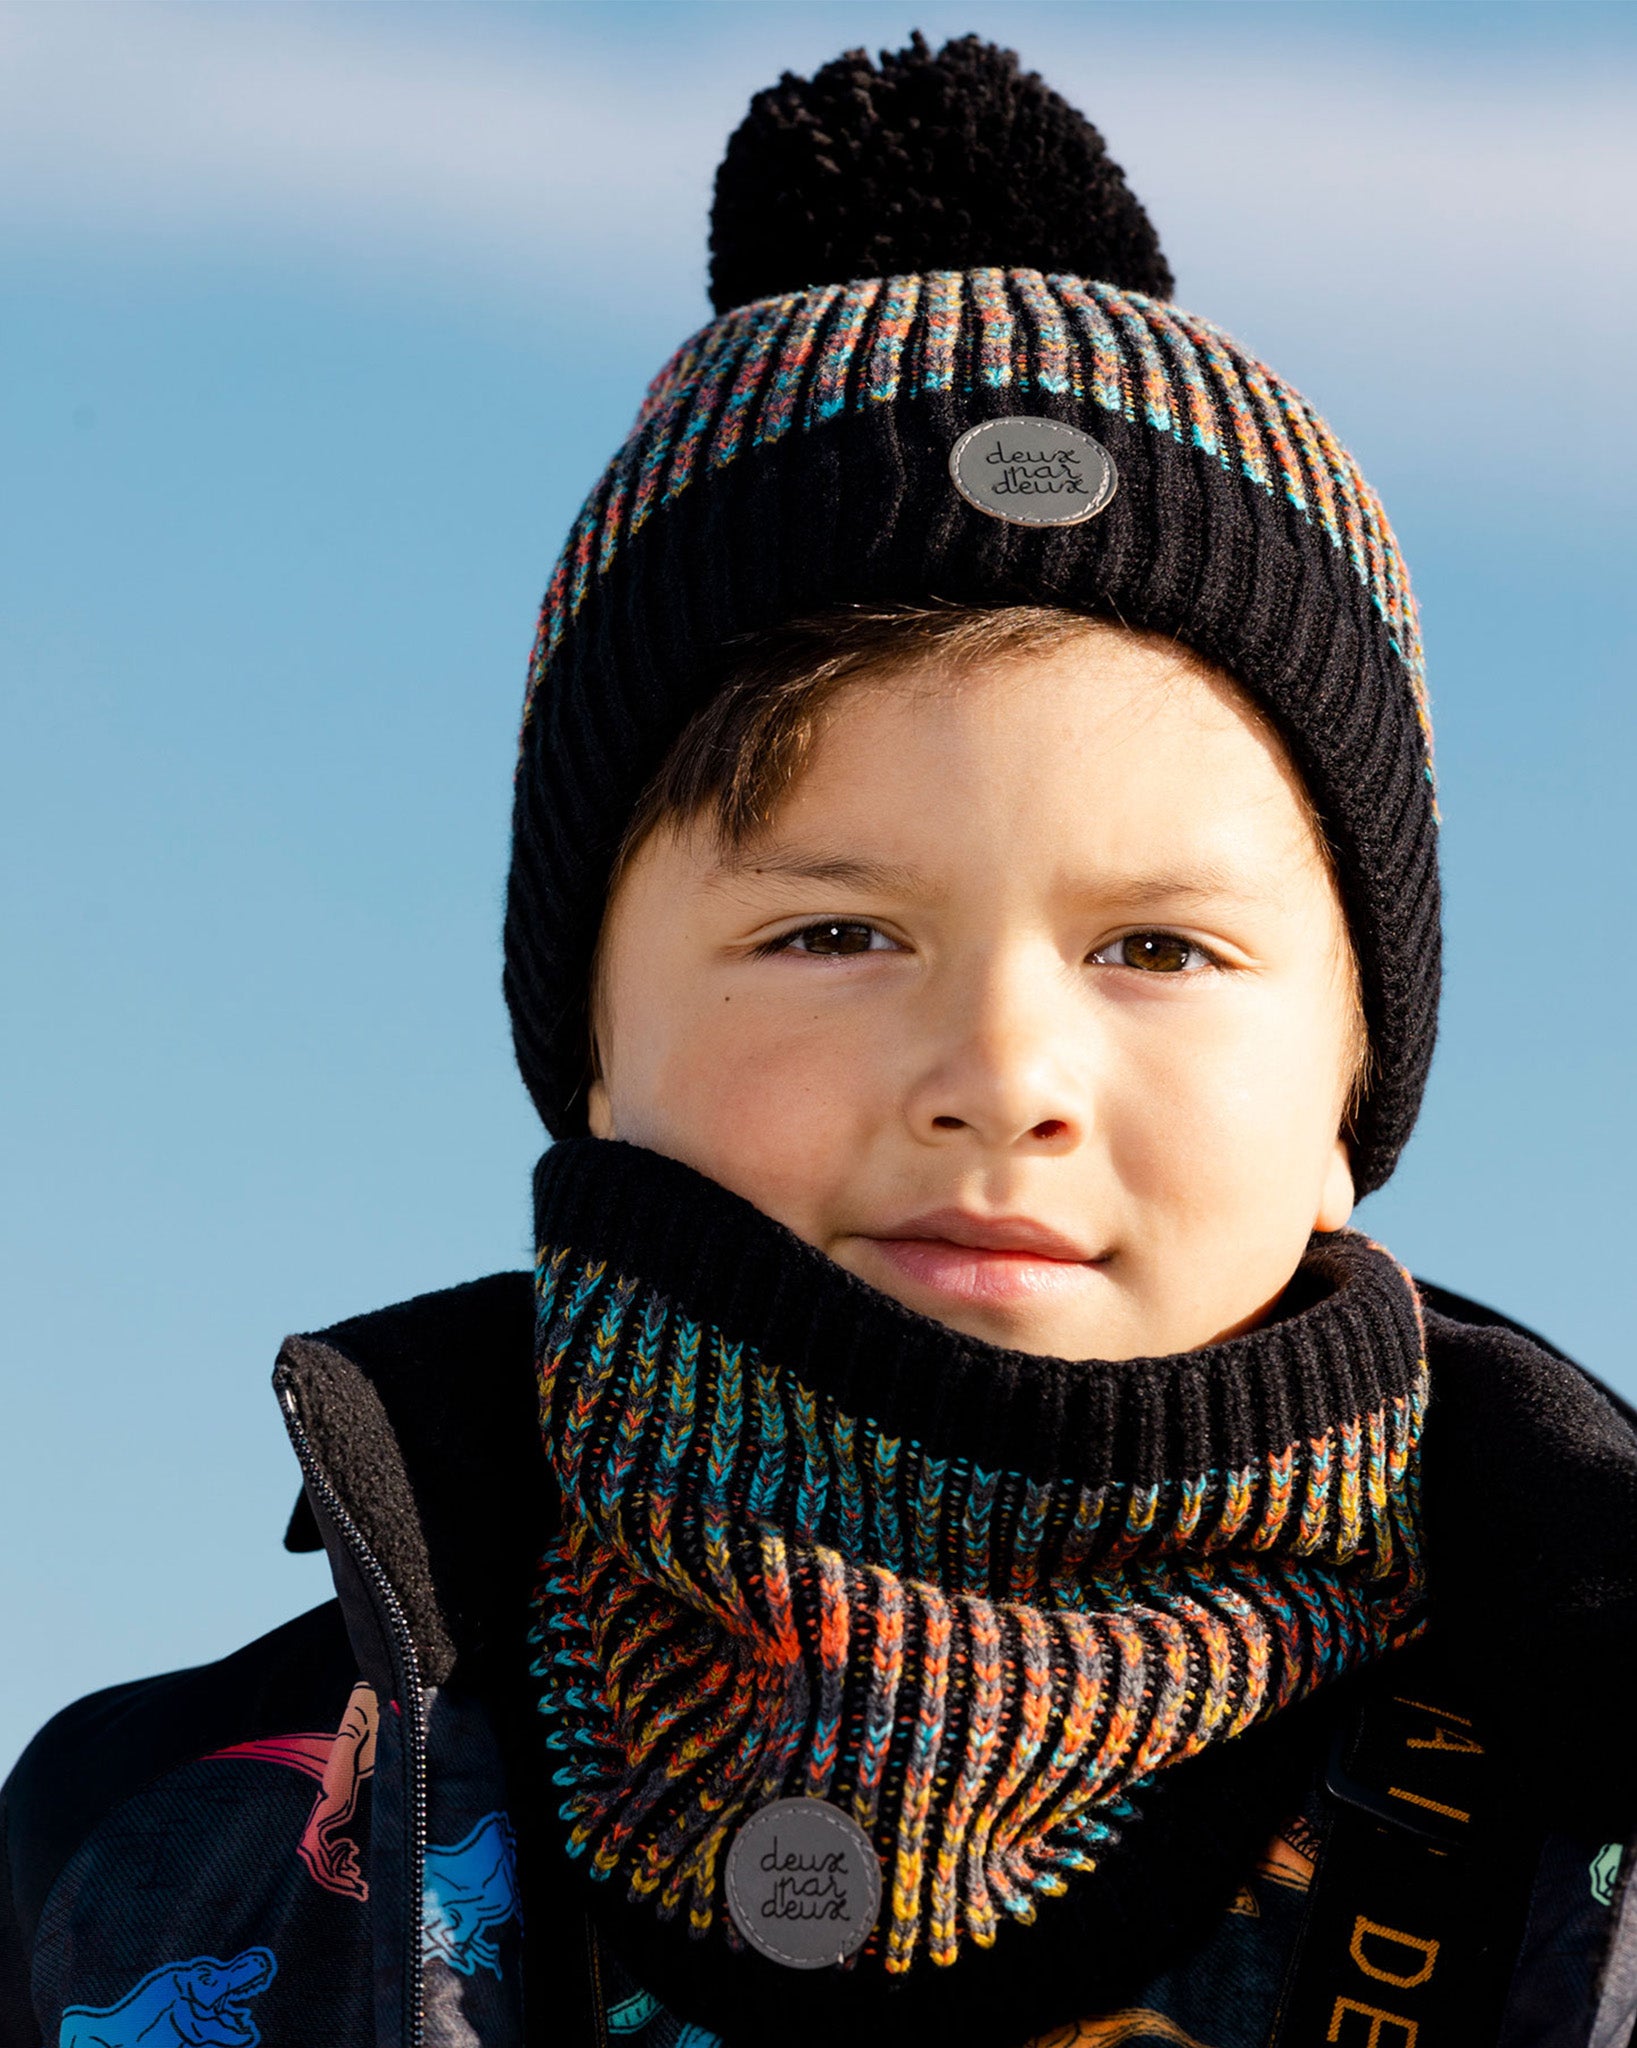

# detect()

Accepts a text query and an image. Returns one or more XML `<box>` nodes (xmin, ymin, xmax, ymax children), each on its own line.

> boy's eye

<box><xmin>773</xmin><ymin>920</ymin><xmax>892</xmax><ymax>957</ymax></box>
<box><xmin>1092</xmin><ymin>931</ymin><xmax>1213</xmax><ymax>974</ymax></box>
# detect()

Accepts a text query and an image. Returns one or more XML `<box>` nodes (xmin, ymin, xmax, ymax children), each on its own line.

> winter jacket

<box><xmin>4</xmin><ymin>1270</ymin><xmax>1636</xmax><ymax>2048</ymax></box>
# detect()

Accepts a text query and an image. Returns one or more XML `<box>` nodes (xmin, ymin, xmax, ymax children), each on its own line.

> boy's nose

<box><xmin>926</xmin><ymin>1108</ymin><xmax>1076</xmax><ymax>1150</ymax></box>
<box><xmin>902</xmin><ymin>963</ymin><xmax>1087</xmax><ymax>1154</ymax></box>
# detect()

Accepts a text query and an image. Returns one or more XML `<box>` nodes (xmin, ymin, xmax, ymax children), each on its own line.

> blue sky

<box><xmin>3</xmin><ymin>0</ymin><xmax>1634</xmax><ymax>1772</ymax></box>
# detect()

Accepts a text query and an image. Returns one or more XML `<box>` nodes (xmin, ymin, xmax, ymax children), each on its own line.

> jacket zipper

<box><xmin>276</xmin><ymin>1369</ymin><xmax>428</xmax><ymax>2048</ymax></box>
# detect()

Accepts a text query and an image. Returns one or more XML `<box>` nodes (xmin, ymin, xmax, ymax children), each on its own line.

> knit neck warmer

<box><xmin>528</xmin><ymin>1140</ymin><xmax>1428</xmax><ymax>2040</ymax></box>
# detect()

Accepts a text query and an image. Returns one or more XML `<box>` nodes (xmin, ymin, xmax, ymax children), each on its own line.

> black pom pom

<box><xmin>709</xmin><ymin>32</ymin><xmax>1173</xmax><ymax>314</ymax></box>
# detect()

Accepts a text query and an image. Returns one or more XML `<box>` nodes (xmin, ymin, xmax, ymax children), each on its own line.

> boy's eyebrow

<box><xmin>1092</xmin><ymin>865</ymin><xmax>1270</xmax><ymax>907</ymax></box>
<box><xmin>710</xmin><ymin>847</ymin><xmax>1273</xmax><ymax>906</ymax></box>
<box><xmin>709</xmin><ymin>848</ymin><xmax>926</xmax><ymax>893</ymax></box>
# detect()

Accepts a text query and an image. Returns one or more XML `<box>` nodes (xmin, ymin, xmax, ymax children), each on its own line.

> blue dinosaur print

<box><xmin>606</xmin><ymin>1957</ymin><xmax>721</xmax><ymax>2039</ymax></box>
<box><xmin>607</xmin><ymin>1987</ymin><xmax>665</xmax><ymax>2032</ymax></box>
<box><xmin>421</xmin><ymin>1812</ymin><xmax>519</xmax><ymax>1979</ymax></box>
<box><xmin>605</xmin><ymin>1975</ymin><xmax>722</xmax><ymax>2045</ymax></box>
<box><xmin>58</xmin><ymin>1947</ymin><xmax>276</xmax><ymax>2048</ymax></box>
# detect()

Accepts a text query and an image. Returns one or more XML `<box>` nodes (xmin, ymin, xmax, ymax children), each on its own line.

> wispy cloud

<box><xmin>0</xmin><ymin>4</ymin><xmax>719</xmax><ymax>304</ymax></box>
<box><xmin>3</xmin><ymin>2</ymin><xmax>1632</xmax><ymax>457</ymax></box>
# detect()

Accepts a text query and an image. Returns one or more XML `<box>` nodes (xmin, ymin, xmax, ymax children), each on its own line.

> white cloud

<box><xmin>2</xmin><ymin>0</ymin><xmax>1632</xmax><ymax>466</ymax></box>
<box><xmin>0</xmin><ymin>4</ymin><xmax>719</xmax><ymax>303</ymax></box>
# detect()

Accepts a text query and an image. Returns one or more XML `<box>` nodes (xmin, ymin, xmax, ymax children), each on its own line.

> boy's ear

<box><xmin>587</xmin><ymin>1077</ymin><xmax>614</xmax><ymax>1140</ymax></box>
<box><xmin>1315</xmin><ymin>1137</ymin><xmax>1355</xmax><ymax>1234</ymax></box>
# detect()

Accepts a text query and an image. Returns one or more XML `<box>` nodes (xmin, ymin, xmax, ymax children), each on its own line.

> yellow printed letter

<box><xmin>1348</xmin><ymin>1918</ymin><xmax>1439</xmax><ymax>1989</ymax></box>
<box><xmin>1327</xmin><ymin>1997</ymin><xmax>1419</xmax><ymax>2048</ymax></box>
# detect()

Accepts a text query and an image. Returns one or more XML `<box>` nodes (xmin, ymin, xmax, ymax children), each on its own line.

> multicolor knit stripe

<box><xmin>521</xmin><ymin>268</ymin><xmax>1428</xmax><ymax>756</ymax></box>
<box><xmin>530</xmin><ymin>1243</ymin><xmax>1427</xmax><ymax>1975</ymax></box>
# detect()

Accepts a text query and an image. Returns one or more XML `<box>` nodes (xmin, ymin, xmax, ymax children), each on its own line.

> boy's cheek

<box><xmin>1101</xmin><ymin>1007</ymin><xmax>1349</xmax><ymax>1217</ymax></box>
<box><xmin>611</xmin><ymin>1008</ymin><xmax>881</xmax><ymax>1240</ymax></box>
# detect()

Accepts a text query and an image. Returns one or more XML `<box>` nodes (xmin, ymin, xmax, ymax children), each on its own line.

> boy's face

<box><xmin>588</xmin><ymin>628</ymin><xmax>1360</xmax><ymax>1361</ymax></box>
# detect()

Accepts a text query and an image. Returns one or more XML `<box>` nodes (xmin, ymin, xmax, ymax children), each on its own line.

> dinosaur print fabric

<box><xmin>57</xmin><ymin>1948</ymin><xmax>277</xmax><ymax>2048</ymax></box>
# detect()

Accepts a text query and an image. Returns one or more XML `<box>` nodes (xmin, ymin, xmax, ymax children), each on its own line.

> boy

<box><xmin>5</xmin><ymin>33</ymin><xmax>1635</xmax><ymax>2048</ymax></box>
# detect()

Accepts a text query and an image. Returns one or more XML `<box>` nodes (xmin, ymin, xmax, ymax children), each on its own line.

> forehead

<box><xmin>714</xmin><ymin>631</ymin><xmax>1325</xmax><ymax>891</ymax></box>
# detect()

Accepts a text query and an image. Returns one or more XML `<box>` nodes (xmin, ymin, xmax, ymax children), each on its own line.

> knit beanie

<box><xmin>504</xmin><ymin>33</ymin><xmax>1439</xmax><ymax>1196</ymax></box>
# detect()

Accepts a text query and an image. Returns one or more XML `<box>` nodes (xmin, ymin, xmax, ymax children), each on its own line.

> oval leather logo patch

<box><xmin>949</xmin><ymin>415</ymin><xmax>1118</xmax><ymax>526</ymax></box>
<box><xmin>724</xmin><ymin>1798</ymin><xmax>881</xmax><ymax>1969</ymax></box>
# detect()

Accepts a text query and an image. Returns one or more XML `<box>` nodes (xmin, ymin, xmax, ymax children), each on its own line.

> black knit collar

<box><xmin>526</xmin><ymin>1138</ymin><xmax>1434</xmax><ymax>2043</ymax></box>
<box><xmin>533</xmin><ymin>1136</ymin><xmax>1426</xmax><ymax>1490</ymax></box>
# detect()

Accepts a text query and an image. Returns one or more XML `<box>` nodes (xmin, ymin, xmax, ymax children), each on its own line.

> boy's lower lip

<box><xmin>862</xmin><ymin>1237</ymin><xmax>1102</xmax><ymax>1307</ymax></box>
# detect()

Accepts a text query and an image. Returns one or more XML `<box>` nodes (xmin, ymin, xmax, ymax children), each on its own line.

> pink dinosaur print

<box><xmin>208</xmin><ymin>1681</ymin><xmax>378</xmax><ymax>1899</ymax></box>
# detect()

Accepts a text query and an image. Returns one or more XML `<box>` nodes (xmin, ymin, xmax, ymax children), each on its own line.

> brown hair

<box><xmin>596</xmin><ymin>602</ymin><xmax>1370</xmax><ymax>1124</ymax></box>
<box><xmin>610</xmin><ymin>604</ymin><xmax>1093</xmax><ymax>881</ymax></box>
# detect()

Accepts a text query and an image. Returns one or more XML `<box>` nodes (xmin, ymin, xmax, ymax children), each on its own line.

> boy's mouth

<box><xmin>859</xmin><ymin>1210</ymin><xmax>1107</xmax><ymax>1309</ymax></box>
